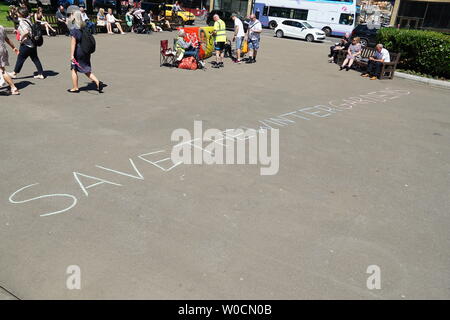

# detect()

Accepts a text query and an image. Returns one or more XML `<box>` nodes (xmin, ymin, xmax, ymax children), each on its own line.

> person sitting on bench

<box><xmin>328</xmin><ymin>32</ymin><xmax>350</xmax><ymax>63</ymax></box>
<box><xmin>106</xmin><ymin>8</ymin><xmax>126</xmax><ymax>35</ymax></box>
<box><xmin>34</xmin><ymin>7</ymin><xmax>57</xmax><ymax>36</ymax></box>
<box><xmin>361</xmin><ymin>44</ymin><xmax>390</xmax><ymax>80</ymax></box>
<box><xmin>56</xmin><ymin>5</ymin><xmax>69</xmax><ymax>36</ymax></box>
<box><xmin>80</xmin><ymin>6</ymin><xmax>96</xmax><ymax>34</ymax></box>
<box><xmin>157</xmin><ymin>13</ymin><xmax>171</xmax><ymax>30</ymax></box>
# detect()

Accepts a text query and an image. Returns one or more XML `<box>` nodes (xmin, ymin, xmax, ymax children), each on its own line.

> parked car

<box><xmin>206</xmin><ymin>10</ymin><xmax>248</xmax><ymax>32</ymax></box>
<box><xmin>274</xmin><ymin>20</ymin><xmax>325</xmax><ymax>42</ymax></box>
<box><xmin>164</xmin><ymin>4</ymin><xmax>195</xmax><ymax>25</ymax></box>
<box><xmin>350</xmin><ymin>23</ymin><xmax>387</xmax><ymax>47</ymax></box>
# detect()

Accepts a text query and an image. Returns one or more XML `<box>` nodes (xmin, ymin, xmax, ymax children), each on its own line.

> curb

<box><xmin>395</xmin><ymin>71</ymin><xmax>450</xmax><ymax>89</ymax></box>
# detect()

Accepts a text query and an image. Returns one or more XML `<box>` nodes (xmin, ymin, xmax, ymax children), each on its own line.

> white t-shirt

<box><xmin>18</xmin><ymin>18</ymin><xmax>34</xmax><ymax>47</ymax></box>
<box><xmin>375</xmin><ymin>48</ymin><xmax>390</xmax><ymax>62</ymax></box>
<box><xmin>234</xmin><ymin>18</ymin><xmax>245</xmax><ymax>37</ymax></box>
<box><xmin>106</xmin><ymin>13</ymin><xmax>116</xmax><ymax>24</ymax></box>
<box><xmin>81</xmin><ymin>12</ymin><xmax>89</xmax><ymax>22</ymax></box>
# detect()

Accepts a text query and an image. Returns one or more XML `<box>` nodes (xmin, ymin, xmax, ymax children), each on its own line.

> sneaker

<box><xmin>7</xmin><ymin>72</ymin><xmax>17</xmax><ymax>79</ymax></box>
<box><xmin>34</xmin><ymin>74</ymin><xmax>45</xmax><ymax>79</ymax></box>
<box><xmin>361</xmin><ymin>73</ymin><xmax>369</xmax><ymax>77</ymax></box>
<box><xmin>245</xmin><ymin>59</ymin><xmax>254</xmax><ymax>64</ymax></box>
<box><xmin>370</xmin><ymin>76</ymin><xmax>377</xmax><ymax>80</ymax></box>
<box><xmin>219</xmin><ymin>63</ymin><xmax>224</xmax><ymax>68</ymax></box>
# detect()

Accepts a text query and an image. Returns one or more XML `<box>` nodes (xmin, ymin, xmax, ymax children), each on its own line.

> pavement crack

<box><xmin>0</xmin><ymin>285</ymin><xmax>21</xmax><ymax>300</ymax></box>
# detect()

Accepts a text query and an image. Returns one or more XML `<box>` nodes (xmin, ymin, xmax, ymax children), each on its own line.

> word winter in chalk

<box><xmin>171</xmin><ymin>121</ymin><xmax>280</xmax><ymax>176</ymax></box>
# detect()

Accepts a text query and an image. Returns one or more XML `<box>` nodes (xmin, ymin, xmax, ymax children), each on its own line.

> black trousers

<box><xmin>367</xmin><ymin>60</ymin><xmax>383</xmax><ymax>77</ymax></box>
<box><xmin>14</xmin><ymin>44</ymin><xmax>44</xmax><ymax>75</ymax></box>
<box><xmin>57</xmin><ymin>21</ymin><xmax>69</xmax><ymax>35</ymax></box>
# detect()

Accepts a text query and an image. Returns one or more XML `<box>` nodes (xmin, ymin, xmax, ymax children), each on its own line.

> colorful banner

<box><xmin>180</xmin><ymin>26</ymin><xmax>215</xmax><ymax>60</ymax></box>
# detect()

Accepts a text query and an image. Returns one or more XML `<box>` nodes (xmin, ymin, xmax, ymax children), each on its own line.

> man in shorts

<box><xmin>212</xmin><ymin>14</ymin><xmax>226</xmax><ymax>68</ymax></box>
<box><xmin>231</xmin><ymin>13</ymin><xmax>245</xmax><ymax>63</ymax></box>
<box><xmin>246</xmin><ymin>14</ymin><xmax>262</xmax><ymax>64</ymax></box>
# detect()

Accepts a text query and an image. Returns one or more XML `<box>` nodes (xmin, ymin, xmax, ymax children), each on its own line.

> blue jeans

<box><xmin>184</xmin><ymin>47</ymin><xmax>199</xmax><ymax>61</ymax></box>
<box><xmin>86</xmin><ymin>21</ymin><xmax>96</xmax><ymax>34</ymax></box>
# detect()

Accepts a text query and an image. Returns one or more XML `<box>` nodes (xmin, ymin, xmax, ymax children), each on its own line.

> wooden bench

<box><xmin>30</xmin><ymin>14</ymin><xmax>63</xmax><ymax>34</ymax></box>
<box><xmin>336</xmin><ymin>46</ymin><xmax>400</xmax><ymax>79</ymax></box>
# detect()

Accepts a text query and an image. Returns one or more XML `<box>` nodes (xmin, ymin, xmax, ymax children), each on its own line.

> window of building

<box><xmin>398</xmin><ymin>1</ymin><xmax>427</xmax><ymax>18</ymax></box>
<box><xmin>424</xmin><ymin>3</ymin><xmax>450</xmax><ymax>29</ymax></box>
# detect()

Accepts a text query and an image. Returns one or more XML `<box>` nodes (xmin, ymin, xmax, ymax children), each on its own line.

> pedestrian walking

<box><xmin>67</xmin><ymin>10</ymin><xmax>103</xmax><ymax>93</ymax></box>
<box><xmin>8</xmin><ymin>7</ymin><xmax>45</xmax><ymax>80</ymax></box>
<box><xmin>0</xmin><ymin>25</ymin><xmax>20</xmax><ymax>95</ymax></box>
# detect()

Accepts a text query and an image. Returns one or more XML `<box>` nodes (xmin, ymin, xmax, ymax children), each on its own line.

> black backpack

<box><xmin>26</xmin><ymin>20</ymin><xmax>43</xmax><ymax>47</ymax></box>
<box><xmin>80</xmin><ymin>27</ymin><xmax>96</xmax><ymax>55</ymax></box>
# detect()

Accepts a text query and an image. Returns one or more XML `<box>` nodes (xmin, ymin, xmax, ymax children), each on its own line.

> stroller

<box><xmin>133</xmin><ymin>12</ymin><xmax>151</xmax><ymax>34</ymax></box>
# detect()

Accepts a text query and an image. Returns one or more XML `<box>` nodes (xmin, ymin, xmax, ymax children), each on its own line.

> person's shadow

<box><xmin>79</xmin><ymin>82</ymin><xmax>108</xmax><ymax>93</ymax></box>
<box><xmin>12</xmin><ymin>70</ymin><xmax>59</xmax><ymax>80</ymax></box>
<box><xmin>0</xmin><ymin>81</ymin><xmax>34</xmax><ymax>95</ymax></box>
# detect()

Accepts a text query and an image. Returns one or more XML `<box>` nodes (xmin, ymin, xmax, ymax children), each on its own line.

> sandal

<box><xmin>96</xmin><ymin>81</ymin><xmax>104</xmax><ymax>93</ymax></box>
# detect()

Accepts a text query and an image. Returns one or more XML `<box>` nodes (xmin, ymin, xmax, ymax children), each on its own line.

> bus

<box><xmin>254</xmin><ymin>0</ymin><xmax>360</xmax><ymax>36</ymax></box>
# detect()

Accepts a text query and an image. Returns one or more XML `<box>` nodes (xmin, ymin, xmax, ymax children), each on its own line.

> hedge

<box><xmin>377</xmin><ymin>28</ymin><xmax>450</xmax><ymax>79</ymax></box>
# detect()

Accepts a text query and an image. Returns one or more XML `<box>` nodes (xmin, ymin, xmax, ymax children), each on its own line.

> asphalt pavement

<box><xmin>1</xmin><ymin>29</ymin><xmax>449</xmax><ymax>299</ymax></box>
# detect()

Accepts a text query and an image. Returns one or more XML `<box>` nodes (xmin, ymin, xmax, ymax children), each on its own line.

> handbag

<box><xmin>242</xmin><ymin>39</ymin><xmax>248</xmax><ymax>54</ymax></box>
<box><xmin>178</xmin><ymin>56</ymin><xmax>197</xmax><ymax>70</ymax></box>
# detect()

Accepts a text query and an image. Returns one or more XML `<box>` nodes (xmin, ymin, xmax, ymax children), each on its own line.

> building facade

<box><xmin>390</xmin><ymin>0</ymin><xmax>450</xmax><ymax>32</ymax></box>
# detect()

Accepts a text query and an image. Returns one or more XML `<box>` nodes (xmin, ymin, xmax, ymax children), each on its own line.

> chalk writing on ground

<box><xmin>7</xmin><ymin>88</ymin><xmax>411</xmax><ymax>218</ymax></box>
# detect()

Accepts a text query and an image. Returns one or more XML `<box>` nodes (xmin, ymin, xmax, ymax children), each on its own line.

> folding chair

<box><xmin>160</xmin><ymin>40</ymin><xmax>176</xmax><ymax>67</ymax></box>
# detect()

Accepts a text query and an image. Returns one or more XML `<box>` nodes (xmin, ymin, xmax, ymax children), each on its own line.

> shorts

<box><xmin>235</xmin><ymin>36</ymin><xmax>244</xmax><ymax>50</ymax></box>
<box><xmin>214</xmin><ymin>42</ymin><xmax>225</xmax><ymax>51</ymax></box>
<box><xmin>248</xmin><ymin>38</ymin><xmax>260</xmax><ymax>50</ymax></box>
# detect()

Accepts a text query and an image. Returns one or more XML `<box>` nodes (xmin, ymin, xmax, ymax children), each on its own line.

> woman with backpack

<box><xmin>8</xmin><ymin>7</ymin><xmax>45</xmax><ymax>80</ymax></box>
<box><xmin>68</xmin><ymin>10</ymin><xmax>103</xmax><ymax>93</ymax></box>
